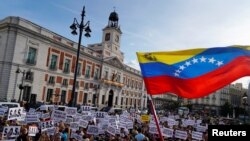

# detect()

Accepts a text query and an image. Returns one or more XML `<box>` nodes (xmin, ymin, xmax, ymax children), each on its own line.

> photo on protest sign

<box><xmin>175</xmin><ymin>130</ymin><xmax>188</xmax><ymax>140</ymax></box>
<box><xmin>79</xmin><ymin>120</ymin><xmax>88</xmax><ymax>128</ymax></box>
<box><xmin>28</xmin><ymin>126</ymin><xmax>38</xmax><ymax>136</ymax></box>
<box><xmin>106</xmin><ymin>125</ymin><xmax>116</xmax><ymax>136</ymax></box>
<box><xmin>66</xmin><ymin>117</ymin><xmax>74</xmax><ymax>124</ymax></box>
<box><xmin>2</xmin><ymin>126</ymin><xmax>21</xmax><ymax>138</ymax></box>
<box><xmin>7</xmin><ymin>107</ymin><xmax>23</xmax><ymax>120</ymax></box>
<box><xmin>40</xmin><ymin>120</ymin><xmax>54</xmax><ymax>131</ymax></box>
<box><xmin>70</xmin><ymin>122</ymin><xmax>79</xmax><ymax>131</ymax></box>
<box><xmin>65</xmin><ymin>107</ymin><xmax>77</xmax><ymax>116</ymax></box>
<box><xmin>87</xmin><ymin>125</ymin><xmax>99</xmax><ymax>135</ymax></box>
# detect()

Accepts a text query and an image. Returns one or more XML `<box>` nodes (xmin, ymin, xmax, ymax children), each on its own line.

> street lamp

<box><xmin>69</xmin><ymin>6</ymin><xmax>91</xmax><ymax>107</ymax></box>
<box><xmin>16</xmin><ymin>67</ymin><xmax>26</xmax><ymax>102</ymax></box>
<box><xmin>242</xmin><ymin>93</ymin><xmax>248</xmax><ymax>124</ymax></box>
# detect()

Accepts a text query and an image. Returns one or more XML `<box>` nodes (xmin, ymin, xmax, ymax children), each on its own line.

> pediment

<box><xmin>104</xmin><ymin>56</ymin><xmax>124</xmax><ymax>69</ymax></box>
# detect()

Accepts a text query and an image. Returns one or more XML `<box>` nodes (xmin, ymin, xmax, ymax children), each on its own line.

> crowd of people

<box><xmin>0</xmin><ymin>101</ymin><xmax>237</xmax><ymax>141</ymax></box>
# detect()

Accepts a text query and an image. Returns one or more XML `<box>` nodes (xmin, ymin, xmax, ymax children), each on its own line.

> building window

<box><xmin>49</xmin><ymin>55</ymin><xmax>58</xmax><ymax>70</ymax></box>
<box><xmin>83</xmin><ymin>93</ymin><xmax>88</xmax><ymax>104</ymax></box>
<box><xmin>48</xmin><ymin>76</ymin><xmax>55</xmax><ymax>84</ymax></box>
<box><xmin>84</xmin><ymin>83</ymin><xmax>89</xmax><ymax>89</ymax></box>
<box><xmin>117</xmin><ymin>75</ymin><xmax>120</xmax><ymax>82</ymax></box>
<box><xmin>123</xmin><ymin>77</ymin><xmax>125</xmax><ymax>84</ymax></box>
<box><xmin>104</xmin><ymin>71</ymin><xmax>108</xmax><ymax>79</ymax></box>
<box><xmin>46</xmin><ymin>89</ymin><xmax>53</xmax><ymax>102</ymax></box>
<box><xmin>26</xmin><ymin>47</ymin><xmax>37</xmax><ymax>65</ymax></box>
<box><xmin>61</xmin><ymin>90</ymin><xmax>66</xmax><ymax>104</ymax></box>
<box><xmin>94</xmin><ymin>68</ymin><xmax>99</xmax><ymax>80</ymax></box>
<box><xmin>63</xmin><ymin>59</ymin><xmax>71</xmax><ymax>73</ymax></box>
<box><xmin>115</xmin><ymin>96</ymin><xmax>118</xmax><ymax>105</ymax></box>
<box><xmin>62</xmin><ymin>79</ymin><xmax>68</xmax><ymax>87</ymax></box>
<box><xmin>102</xmin><ymin>95</ymin><xmax>105</xmax><ymax>104</ymax></box>
<box><xmin>121</xmin><ymin>97</ymin><xmax>123</xmax><ymax>105</ymax></box>
<box><xmin>22</xmin><ymin>86</ymin><xmax>31</xmax><ymax>102</ymax></box>
<box><xmin>105</xmin><ymin>33</ymin><xmax>110</xmax><ymax>41</ymax></box>
<box><xmin>77</xmin><ymin>63</ymin><xmax>81</xmax><ymax>76</ymax></box>
<box><xmin>75</xmin><ymin>81</ymin><xmax>79</xmax><ymax>89</ymax></box>
<box><xmin>24</xmin><ymin>71</ymin><xmax>34</xmax><ymax>82</ymax></box>
<box><xmin>85</xmin><ymin>65</ymin><xmax>91</xmax><ymax>78</ymax></box>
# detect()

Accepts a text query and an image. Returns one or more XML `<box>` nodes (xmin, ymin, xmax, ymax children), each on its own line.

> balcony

<box><xmin>101</xmin><ymin>78</ymin><xmax>124</xmax><ymax>87</ymax></box>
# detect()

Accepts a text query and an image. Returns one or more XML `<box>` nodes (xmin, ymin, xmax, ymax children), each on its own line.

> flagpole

<box><xmin>149</xmin><ymin>95</ymin><xmax>164</xmax><ymax>141</ymax></box>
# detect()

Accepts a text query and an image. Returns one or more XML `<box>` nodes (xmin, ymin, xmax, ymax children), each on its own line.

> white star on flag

<box><xmin>216</xmin><ymin>61</ymin><xmax>223</xmax><ymax>66</ymax></box>
<box><xmin>208</xmin><ymin>57</ymin><xmax>216</xmax><ymax>63</ymax></box>
<box><xmin>175</xmin><ymin>69</ymin><xmax>181</xmax><ymax>73</ymax></box>
<box><xmin>200</xmin><ymin>56</ymin><xmax>207</xmax><ymax>62</ymax></box>
<box><xmin>185</xmin><ymin>61</ymin><xmax>191</xmax><ymax>66</ymax></box>
<box><xmin>174</xmin><ymin>73</ymin><xmax>179</xmax><ymax>77</ymax></box>
<box><xmin>192</xmin><ymin>58</ymin><xmax>198</xmax><ymax>63</ymax></box>
<box><xmin>179</xmin><ymin>65</ymin><xmax>185</xmax><ymax>70</ymax></box>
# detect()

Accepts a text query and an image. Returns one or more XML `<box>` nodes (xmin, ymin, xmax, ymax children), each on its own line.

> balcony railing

<box><xmin>25</xmin><ymin>59</ymin><xmax>36</xmax><ymax>65</ymax></box>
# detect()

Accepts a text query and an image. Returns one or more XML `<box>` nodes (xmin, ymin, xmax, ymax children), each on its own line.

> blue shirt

<box><xmin>135</xmin><ymin>133</ymin><xmax>145</xmax><ymax>141</ymax></box>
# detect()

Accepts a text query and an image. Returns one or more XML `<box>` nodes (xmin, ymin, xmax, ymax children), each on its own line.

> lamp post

<box><xmin>242</xmin><ymin>93</ymin><xmax>248</xmax><ymax>124</ymax></box>
<box><xmin>69</xmin><ymin>6</ymin><xmax>91</xmax><ymax>107</ymax></box>
<box><xmin>16</xmin><ymin>67</ymin><xmax>25</xmax><ymax>102</ymax></box>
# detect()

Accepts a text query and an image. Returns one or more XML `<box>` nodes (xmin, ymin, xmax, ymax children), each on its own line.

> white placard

<box><xmin>196</xmin><ymin>125</ymin><xmax>207</xmax><ymax>132</ymax></box>
<box><xmin>28</xmin><ymin>126</ymin><xmax>38</xmax><ymax>136</ymax></box>
<box><xmin>81</xmin><ymin>106</ymin><xmax>91</xmax><ymax>111</ymax></box>
<box><xmin>162</xmin><ymin>128</ymin><xmax>173</xmax><ymax>138</ymax></box>
<box><xmin>40</xmin><ymin>120</ymin><xmax>54</xmax><ymax>131</ymax></box>
<box><xmin>65</xmin><ymin>107</ymin><xmax>77</xmax><ymax>116</ymax></box>
<box><xmin>7</xmin><ymin>107</ymin><xmax>23</xmax><ymax>120</ymax></box>
<box><xmin>79</xmin><ymin>120</ymin><xmax>89</xmax><ymax>128</ymax></box>
<box><xmin>87</xmin><ymin>125</ymin><xmax>99</xmax><ymax>135</ymax></box>
<box><xmin>73</xmin><ymin>116</ymin><xmax>81</xmax><ymax>122</ymax></box>
<box><xmin>185</xmin><ymin>119</ymin><xmax>195</xmax><ymax>126</ymax></box>
<box><xmin>175</xmin><ymin>130</ymin><xmax>187</xmax><ymax>140</ymax></box>
<box><xmin>46</xmin><ymin>127</ymin><xmax>55</xmax><ymax>135</ymax></box>
<box><xmin>167</xmin><ymin>118</ymin><xmax>176</xmax><ymax>127</ymax></box>
<box><xmin>52</xmin><ymin>110</ymin><xmax>67</xmax><ymax>122</ymax></box>
<box><xmin>26</xmin><ymin>114</ymin><xmax>39</xmax><ymax>123</ymax></box>
<box><xmin>106</xmin><ymin>125</ymin><xmax>116</xmax><ymax>136</ymax></box>
<box><xmin>149</xmin><ymin>126</ymin><xmax>158</xmax><ymax>134</ymax></box>
<box><xmin>126</xmin><ymin>122</ymin><xmax>134</xmax><ymax>129</ymax></box>
<box><xmin>70</xmin><ymin>122</ymin><xmax>79</xmax><ymax>131</ymax></box>
<box><xmin>41</xmin><ymin>113</ymin><xmax>50</xmax><ymax>119</ymax></box>
<box><xmin>95</xmin><ymin>112</ymin><xmax>105</xmax><ymax>119</ymax></box>
<box><xmin>2</xmin><ymin>126</ymin><xmax>21</xmax><ymax>138</ymax></box>
<box><xmin>109</xmin><ymin>117</ymin><xmax>117</xmax><ymax>124</ymax></box>
<box><xmin>192</xmin><ymin>131</ymin><xmax>203</xmax><ymax>140</ymax></box>
<box><xmin>65</xmin><ymin>117</ymin><xmax>74</xmax><ymax>124</ymax></box>
<box><xmin>29</xmin><ymin>108</ymin><xmax>36</xmax><ymax>113</ymax></box>
<box><xmin>0</xmin><ymin>108</ymin><xmax>6</xmax><ymax>116</ymax></box>
<box><xmin>71</xmin><ymin>132</ymin><xmax>83</xmax><ymax>141</ymax></box>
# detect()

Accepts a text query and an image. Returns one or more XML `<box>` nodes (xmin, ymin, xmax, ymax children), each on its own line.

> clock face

<box><xmin>115</xmin><ymin>35</ymin><xmax>119</xmax><ymax>42</ymax></box>
<box><xmin>105</xmin><ymin>33</ymin><xmax>110</xmax><ymax>41</ymax></box>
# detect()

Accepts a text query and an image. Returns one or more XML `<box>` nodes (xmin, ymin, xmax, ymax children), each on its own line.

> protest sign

<box><xmin>82</xmin><ymin>115</ymin><xmax>93</xmax><ymax>121</ymax></box>
<box><xmin>162</xmin><ymin>127</ymin><xmax>173</xmax><ymax>138</ymax></box>
<box><xmin>106</xmin><ymin>125</ymin><xmax>116</xmax><ymax>136</ymax></box>
<box><xmin>149</xmin><ymin>126</ymin><xmax>158</xmax><ymax>134</ymax></box>
<box><xmin>95</xmin><ymin>112</ymin><xmax>105</xmax><ymax>119</ymax></box>
<box><xmin>41</xmin><ymin>113</ymin><xmax>50</xmax><ymax>119</ymax></box>
<box><xmin>141</xmin><ymin>115</ymin><xmax>150</xmax><ymax>122</ymax></box>
<box><xmin>2</xmin><ymin>126</ymin><xmax>21</xmax><ymax>138</ymax></box>
<box><xmin>185</xmin><ymin>119</ymin><xmax>195</xmax><ymax>126</ymax></box>
<box><xmin>73</xmin><ymin>116</ymin><xmax>81</xmax><ymax>122</ymax></box>
<box><xmin>70</xmin><ymin>122</ymin><xmax>79</xmax><ymax>131</ymax></box>
<box><xmin>81</xmin><ymin>106</ymin><xmax>91</xmax><ymax>111</ymax></box>
<box><xmin>66</xmin><ymin>117</ymin><xmax>74</xmax><ymax>124</ymax></box>
<box><xmin>192</xmin><ymin>131</ymin><xmax>203</xmax><ymax>140</ymax></box>
<box><xmin>71</xmin><ymin>132</ymin><xmax>83</xmax><ymax>141</ymax></box>
<box><xmin>7</xmin><ymin>107</ymin><xmax>23</xmax><ymax>120</ymax></box>
<box><xmin>26</xmin><ymin>114</ymin><xmax>39</xmax><ymax>123</ymax></box>
<box><xmin>0</xmin><ymin>108</ymin><xmax>5</xmax><ymax>117</ymax></box>
<box><xmin>28</xmin><ymin>126</ymin><xmax>38</xmax><ymax>136</ymax></box>
<box><xmin>46</xmin><ymin>127</ymin><xmax>56</xmax><ymax>135</ymax></box>
<box><xmin>65</xmin><ymin>107</ymin><xmax>77</xmax><ymax>116</ymax></box>
<box><xmin>175</xmin><ymin>130</ymin><xmax>188</xmax><ymax>140</ymax></box>
<box><xmin>126</xmin><ymin>122</ymin><xmax>134</xmax><ymax>129</ymax></box>
<box><xmin>196</xmin><ymin>125</ymin><xmax>207</xmax><ymax>132</ymax></box>
<box><xmin>87</xmin><ymin>125</ymin><xmax>99</xmax><ymax>135</ymax></box>
<box><xmin>40</xmin><ymin>120</ymin><xmax>54</xmax><ymax>131</ymax></box>
<box><xmin>167</xmin><ymin>118</ymin><xmax>176</xmax><ymax>127</ymax></box>
<box><xmin>52</xmin><ymin>110</ymin><xmax>67</xmax><ymax>122</ymax></box>
<box><xmin>79</xmin><ymin>120</ymin><xmax>88</xmax><ymax>128</ymax></box>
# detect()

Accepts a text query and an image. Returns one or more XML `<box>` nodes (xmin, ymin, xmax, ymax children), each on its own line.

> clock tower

<box><xmin>102</xmin><ymin>10</ymin><xmax>124</xmax><ymax>62</ymax></box>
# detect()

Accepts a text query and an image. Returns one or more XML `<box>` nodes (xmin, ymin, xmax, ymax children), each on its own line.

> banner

<box><xmin>65</xmin><ymin>107</ymin><xmax>77</xmax><ymax>116</ymax></box>
<box><xmin>7</xmin><ymin>107</ymin><xmax>23</xmax><ymax>120</ymax></box>
<box><xmin>52</xmin><ymin>110</ymin><xmax>67</xmax><ymax>122</ymax></box>
<box><xmin>87</xmin><ymin>125</ymin><xmax>99</xmax><ymax>135</ymax></box>
<box><xmin>28</xmin><ymin>126</ymin><xmax>38</xmax><ymax>136</ymax></box>
<box><xmin>40</xmin><ymin>120</ymin><xmax>54</xmax><ymax>131</ymax></box>
<box><xmin>175</xmin><ymin>130</ymin><xmax>187</xmax><ymax>140</ymax></box>
<box><xmin>192</xmin><ymin>131</ymin><xmax>203</xmax><ymax>140</ymax></box>
<box><xmin>2</xmin><ymin>126</ymin><xmax>21</xmax><ymax>138</ymax></box>
<box><xmin>162</xmin><ymin>128</ymin><xmax>173</xmax><ymax>138</ymax></box>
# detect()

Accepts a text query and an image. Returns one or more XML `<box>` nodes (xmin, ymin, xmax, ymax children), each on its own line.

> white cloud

<box><xmin>125</xmin><ymin>59</ymin><xmax>140</xmax><ymax>70</ymax></box>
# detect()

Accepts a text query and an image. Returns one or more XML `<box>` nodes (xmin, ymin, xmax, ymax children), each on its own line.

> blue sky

<box><xmin>1</xmin><ymin>0</ymin><xmax>250</xmax><ymax>88</ymax></box>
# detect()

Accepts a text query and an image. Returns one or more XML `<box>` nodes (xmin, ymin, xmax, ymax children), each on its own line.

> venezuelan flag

<box><xmin>137</xmin><ymin>46</ymin><xmax>250</xmax><ymax>98</ymax></box>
